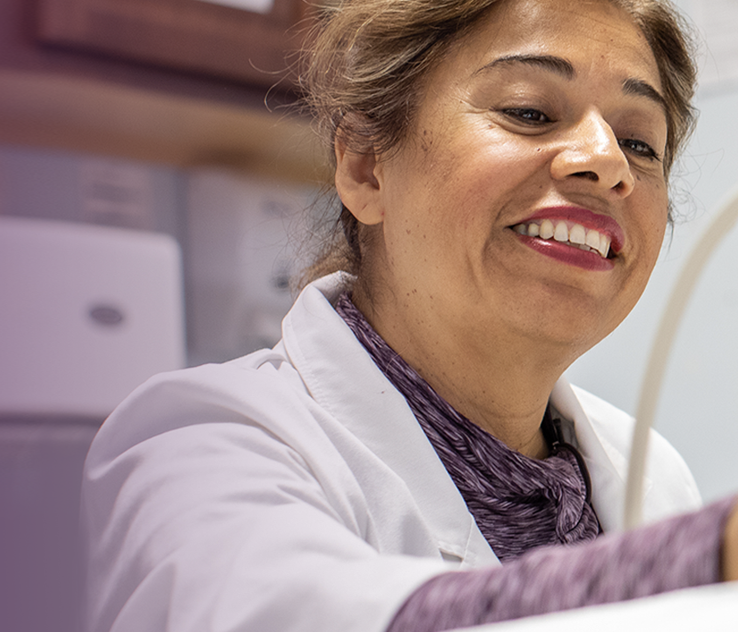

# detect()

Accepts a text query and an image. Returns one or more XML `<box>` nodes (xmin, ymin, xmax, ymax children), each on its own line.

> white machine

<box><xmin>0</xmin><ymin>216</ymin><xmax>185</xmax><ymax>418</ymax></box>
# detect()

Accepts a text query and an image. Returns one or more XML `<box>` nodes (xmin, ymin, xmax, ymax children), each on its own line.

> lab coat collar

<box><xmin>283</xmin><ymin>274</ymin><xmax>634</xmax><ymax>557</ymax></box>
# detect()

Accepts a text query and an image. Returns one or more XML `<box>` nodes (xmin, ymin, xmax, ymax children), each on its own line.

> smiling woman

<box><xmin>82</xmin><ymin>1</ymin><xmax>738</xmax><ymax>632</ymax></box>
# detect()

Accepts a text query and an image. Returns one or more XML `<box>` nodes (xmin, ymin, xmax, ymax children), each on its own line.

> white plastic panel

<box><xmin>0</xmin><ymin>216</ymin><xmax>185</xmax><ymax>418</ymax></box>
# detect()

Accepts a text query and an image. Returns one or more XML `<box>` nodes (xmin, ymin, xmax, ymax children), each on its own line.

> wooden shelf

<box><xmin>0</xmin><ymin>69</ymin><xmax>331</xmax><ymax>183</ymax></box>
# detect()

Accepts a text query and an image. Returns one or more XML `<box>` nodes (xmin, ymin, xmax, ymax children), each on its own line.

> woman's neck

<box><xmin>351</xmin><ymin>286</ymin><xmax>575</xmax><ymax>459</ymax></box>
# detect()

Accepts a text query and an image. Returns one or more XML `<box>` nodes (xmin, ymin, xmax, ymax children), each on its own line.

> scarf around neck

<box><xmin>335</xmin><ymin>292</ymin><xmax>601</xmax><ymax>562</ymax></box>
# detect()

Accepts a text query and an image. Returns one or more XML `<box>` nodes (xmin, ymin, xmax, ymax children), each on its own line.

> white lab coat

<box><xmin>82</xmin><ymin>273</ymin><xmax>702</xmax><ymax>632</ymax></box>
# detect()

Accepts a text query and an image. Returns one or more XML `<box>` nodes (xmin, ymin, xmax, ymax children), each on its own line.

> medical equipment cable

<box><xmin>625</xmin><ymin>190</ymin><xmax>738</xmax><ymax>530</ymax></box>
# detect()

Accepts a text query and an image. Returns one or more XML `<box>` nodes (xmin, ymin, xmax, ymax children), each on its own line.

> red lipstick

<box><xmin>524</xmin><ymin>206</ymin><xmax>624</xmax><ymax>253</ymax></box>
<box><xmin>512</xmin><ymin>206</ymin><xmax>624</xmax><ymax>272</ymax></box>
<box><xmin>518</xmin><ymin>236</ymin><xmax>615</xmax><ymax>271</ymax></box>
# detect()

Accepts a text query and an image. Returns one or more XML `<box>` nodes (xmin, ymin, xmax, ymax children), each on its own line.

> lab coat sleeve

<box><xmin>82</xmin><ymin>363</ymin><xmax>449</xmax><ymax>632</ymax></box>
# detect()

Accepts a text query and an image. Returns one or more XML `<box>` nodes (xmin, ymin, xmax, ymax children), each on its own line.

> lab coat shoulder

<box><xmin>83</xmin><ymin>352</ymin><xmax>452</xmax><ymax>632</ymax></box>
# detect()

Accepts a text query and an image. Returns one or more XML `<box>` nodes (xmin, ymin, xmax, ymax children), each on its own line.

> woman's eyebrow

<box><xmin>622</xmin><ymin>77</ymin><xmax>667</xmax><ymax>113</ymax></box>
<box><xmin>477</xmin><ymin>54</ymin><xmax>666</xmax><ymax>113</ymax></box>
<box><xmin>477</xmin><ymin>54</ymin><xmax>575</xmax><ymax>78</ymax></box>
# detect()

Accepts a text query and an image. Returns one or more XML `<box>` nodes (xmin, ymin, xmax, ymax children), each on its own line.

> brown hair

<box><xmin>298</xmin><ymin>0</ymin><xmax>698</xmax><ymax>286</ymax></box>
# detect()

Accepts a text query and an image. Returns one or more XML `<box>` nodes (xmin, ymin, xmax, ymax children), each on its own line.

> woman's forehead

<box><xmin>444</xmin><ymin>0</ymin><xmax>661</xmax><ymax>86</ymax></box>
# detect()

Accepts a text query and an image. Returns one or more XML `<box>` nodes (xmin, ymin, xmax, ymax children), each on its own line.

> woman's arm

<box><xmin>387</xmin><ymin>497</ymin><xmax>737</xmax><ymax>632</ymax></box>
<box><xmin>83</xmin><ymin>366</ymin><xmax>448</xmax><ymax>632</ymax></box>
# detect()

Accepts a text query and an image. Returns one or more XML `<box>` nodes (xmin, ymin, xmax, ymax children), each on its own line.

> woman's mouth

<box><xmin>512</xmin><ymin>220</ymin><xmax>612</xmax><ymax>259</ymax></box>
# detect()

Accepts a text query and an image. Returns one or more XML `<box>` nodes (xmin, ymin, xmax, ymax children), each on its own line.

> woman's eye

<box><xmin>618</xmin><ymin>138</ymin><xmax>661</xmax><ymax>162</ymax></box>
<box><xmin>501</xmin><ymin>108</ymin><xmax>551</xmax><ymax>124</ymax></box>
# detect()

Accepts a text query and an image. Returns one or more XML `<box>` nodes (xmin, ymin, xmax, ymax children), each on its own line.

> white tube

<box><xmin>625</xmin><ymin>190</ymin><xmax>738</xmax><ymax>529</ymax></box>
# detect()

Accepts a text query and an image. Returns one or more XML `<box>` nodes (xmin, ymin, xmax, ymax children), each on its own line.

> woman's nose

<box><xmin>550</xmin><ymin>112</ymin><xmax>635</xmax><ymax>196</ymax></box>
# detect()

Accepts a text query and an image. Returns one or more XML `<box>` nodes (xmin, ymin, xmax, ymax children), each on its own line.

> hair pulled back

<box><xmin>299</xmin><ymin>0</ymin><xmax>698</xmax><ymax>285</ymax></box>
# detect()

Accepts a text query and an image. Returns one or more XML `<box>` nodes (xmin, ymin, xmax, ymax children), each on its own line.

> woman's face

<box><xmin>344</xmin><ymin>0</ymin><xmax>670</xmax><ymax>356</ymax></box>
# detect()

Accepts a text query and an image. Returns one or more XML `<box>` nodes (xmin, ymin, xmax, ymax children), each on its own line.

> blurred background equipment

<box><xmin>185</xmin><ymin>169</ymin><xmax>316</xmax><ymax>365</ymax></box>
<box><xmin>0</xmin><ymin>153</ymin><xmax>186</xmax><ymax>632</ymax></box>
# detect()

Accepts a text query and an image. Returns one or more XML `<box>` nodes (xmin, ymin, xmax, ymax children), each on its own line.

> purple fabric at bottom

<box><xmin>387</xmin><ymin>497</ymin><xmax>734</xmax><ymax>631</ymax></box>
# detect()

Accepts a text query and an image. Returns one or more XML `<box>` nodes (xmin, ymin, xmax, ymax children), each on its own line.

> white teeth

<box><xmin>553</xmin><ymin>221</ymin><xmax>568</xmax><ymax>242</ymax></box>
<box><xmin>540</xmin><ymin>219</ymin><xmax>554</xmax><ymax>239</ymax></box>
<box><xmin>513</xmin><ymin>219</ymin><xmax>613</xmax><ymax>259</ymax></box>
<box><xmin>569</xmin><ymin>224</ymin><xmax>586</xmax><ymax>245</ymax></box>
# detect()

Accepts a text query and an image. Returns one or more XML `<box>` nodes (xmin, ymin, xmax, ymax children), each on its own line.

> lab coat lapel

<box><xmin>550</xmin><ymin>377</ymin><xmax>651</xmax><ymax>533</ymax></box>
<box><xmin>282</xmin><ymin>274</ymin><xmax>499</xmax><ymax>568</ymax></box>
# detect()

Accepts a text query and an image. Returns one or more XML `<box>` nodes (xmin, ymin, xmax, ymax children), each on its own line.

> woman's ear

<box><xmin>334</xmin><ymin>136</ymin><xmax>385</xmax><ymax>226</ymax></box>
